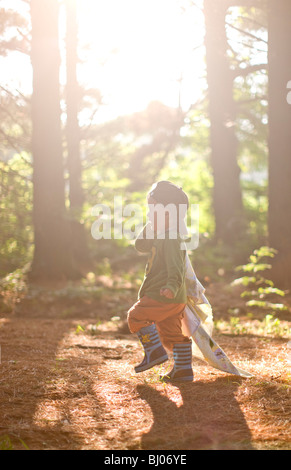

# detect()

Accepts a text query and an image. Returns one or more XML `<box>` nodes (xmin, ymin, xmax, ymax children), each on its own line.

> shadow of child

<box><xmin>137</xmin><ymin>376</ymin><xmax>253</xmax><ymax>450</ymax></box>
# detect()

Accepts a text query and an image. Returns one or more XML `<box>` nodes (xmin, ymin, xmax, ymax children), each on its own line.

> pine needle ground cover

<box><xmin>0</xmin><ymin>283</ymin><xmax>290</xmax><ymax>451</ymax></box>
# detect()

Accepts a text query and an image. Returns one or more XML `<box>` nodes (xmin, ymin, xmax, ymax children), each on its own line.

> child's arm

<box><xmin>160</xmin><ymin>238</ymin><xmax>185</xmax><ymax>299</ymax></box>
<box><xmin>135</xmin><ymin>223</ymin><xmax>155</xmax><ymax>253</ymax></box>
<box><xmin>160</xmin><ymin>287</ymin><xmax>174</xmax><ymax>299</ymax></box>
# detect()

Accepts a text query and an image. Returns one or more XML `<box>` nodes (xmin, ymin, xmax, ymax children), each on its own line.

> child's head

<box><xmin>147</xmin><ymin>181</ymin><xmax>189</xmax><ymax>235</ymax></box>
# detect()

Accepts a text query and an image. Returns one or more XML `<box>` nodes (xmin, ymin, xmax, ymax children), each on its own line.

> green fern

<box><xmin>232</xmin><ymin>246</ymin><xmax>288</xmax><ymax>314</ymax></box>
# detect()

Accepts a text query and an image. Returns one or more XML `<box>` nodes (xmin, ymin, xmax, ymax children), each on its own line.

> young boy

<box><xmin>127</xmin><ymin>181</ymin><xmax>193</xmax><ymax>382</ymax></box>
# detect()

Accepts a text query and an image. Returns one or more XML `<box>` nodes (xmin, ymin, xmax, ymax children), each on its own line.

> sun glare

<box><xmin>1</xmin><ymin>0</ymin><xmax>206</xmax><ymax>123</ymax></box>
<box><xmin>76</xmin><ymin>0</ymin><xmax>206</xmax><ymax>121</ymax></box>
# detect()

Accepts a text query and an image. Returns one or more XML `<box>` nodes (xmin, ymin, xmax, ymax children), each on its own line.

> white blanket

<box><xmin>181</xmin><ymin>254</ymin><xmax>253</xmax><ymax>378</ymax></box>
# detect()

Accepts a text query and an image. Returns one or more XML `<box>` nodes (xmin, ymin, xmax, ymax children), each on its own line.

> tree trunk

<box><xmin>65</xmin><ymin>0</ymin><xmax>91</xmax><ymax>272</ymax></box>
<box><xmin>30</xmin><ymin>0</ymin><xmax>78</xmax><ymax>281</ymax></box>
<box><xmin>268</xmin><ymin>0</ymin><xmax>291</xmax><ymax>288</ymax></box>
<box><xmin>204</xmin><ymin>0</ymin><xmax>244</xmax><ymax>243</ymax></box>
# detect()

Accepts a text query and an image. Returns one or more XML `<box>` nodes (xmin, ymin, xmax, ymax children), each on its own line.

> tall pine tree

<box><xmin>65</xmin><ymin>0</ymin><xmax>91</xmax><ymax>272</ymax></box>
<box><xmin>30</xmin><ymin>0</ymin><xmax>77</xmax><ymax>281</ymax></box>
<box><xmin>268</xmin><ymin>0</ymin><xmax>291</xmax><ymax>288</ymax></box>
<box><xmin>204</xmin><ymin>0</ymin><xmax>244</xmax><ymax>243</ymax></box>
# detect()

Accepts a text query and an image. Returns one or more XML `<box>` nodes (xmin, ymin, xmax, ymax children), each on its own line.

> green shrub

<box><xmin>231</xmin><ymin>246</ymin><xmax>288</xmax><ymax>320</ymax></box>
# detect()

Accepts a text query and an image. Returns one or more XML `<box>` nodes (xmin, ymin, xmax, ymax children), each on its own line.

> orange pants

<box><xmin>127</xmin><ymin>295</ymin><xmax>191</xmax><ymax>351</ymax></box>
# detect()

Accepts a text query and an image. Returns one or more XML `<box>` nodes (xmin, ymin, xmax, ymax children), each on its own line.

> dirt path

<box><xmin>0</xmin><ymin>298</ymin><xmax>290</xmax><ymax>451</ymax></box>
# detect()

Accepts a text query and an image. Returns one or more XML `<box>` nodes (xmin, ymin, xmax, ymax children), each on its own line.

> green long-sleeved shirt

<box><xmin>135</xmin><ymin>224</ymin><xmax>187</xmax><ymax>304</ymax></box>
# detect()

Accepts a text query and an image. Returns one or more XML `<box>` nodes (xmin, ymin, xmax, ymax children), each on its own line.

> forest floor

<box><xmin>0</xmin><ymin>279</ymin><xmax>290</xmax><ymax>451</ymax></box>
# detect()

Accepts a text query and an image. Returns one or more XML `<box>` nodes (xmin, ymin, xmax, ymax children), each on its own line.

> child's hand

<box><xmin>160</xmin><ymin>288</ymin><xmax>174</xmax><ymax>299</ymax></box>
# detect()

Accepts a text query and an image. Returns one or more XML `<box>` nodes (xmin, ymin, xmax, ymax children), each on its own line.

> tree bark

<box><xmin>65</xmin><ymin>0</ymin><xmax>83</xmax><ymax>210</ymax></box>
<box><xmin>204</xmin><ymin>0</ymin><xmax>244</xmax><ymax>242</ymax></box>
<box><xmin>30</xmin><ymin>0</ymin><xmax>78</xmax><ymax>281</ymax></box>
<box><xmin>268</xmin><ymin>0</ymin><xmax>291</xmax><ymax>288</ymax></box>
<box><xmin>65</xmin><ymin>0</ymin><xmax>91</xmax><ymax>271</ymax></box>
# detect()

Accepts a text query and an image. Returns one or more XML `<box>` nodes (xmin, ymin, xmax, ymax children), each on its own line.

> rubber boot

<box><xmin>135</xmin><ymin>324</ymin><xmax>168</xmax><ymax>373</ymax></box>
<box><xmin>161</xmin><ymin>342</ymin><xmax>194</xmax><ymax>382</ymax></box>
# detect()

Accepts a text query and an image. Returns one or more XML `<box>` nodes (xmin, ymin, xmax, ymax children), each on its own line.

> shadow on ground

<box><xmin>137</xmin><ymin>377</ymin><xmax>254</xmax><ymax>450</ymax></box>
